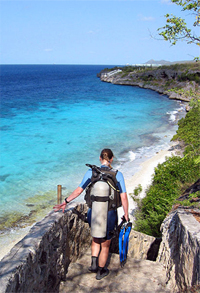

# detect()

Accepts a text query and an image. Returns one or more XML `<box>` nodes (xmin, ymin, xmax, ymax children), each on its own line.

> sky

<box><xmin>0</xmin><ymin>0</ymin><xmax>199</xmax><ymax>65</ymax></box>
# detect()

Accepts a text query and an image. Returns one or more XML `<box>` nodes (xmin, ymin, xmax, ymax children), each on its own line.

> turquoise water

<box><xmin>0</xmin><ymin>65</ymin><xmax>185</xmax><ymax>233</ymax></box>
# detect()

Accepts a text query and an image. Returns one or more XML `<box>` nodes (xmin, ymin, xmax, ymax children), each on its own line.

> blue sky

<box><xmin>0</xmin><ymin>0</ymin><xmax>199</xmax><ymax>65</ymax></box>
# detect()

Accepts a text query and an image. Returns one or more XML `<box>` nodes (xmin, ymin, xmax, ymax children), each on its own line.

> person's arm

<box><xmin>116</xmin><ymin>171</ymin><xmax>129</xmax><ymax>221</ymax></box>
<box><xmin>53</xmin><ymin>186</ymin><xmax>83</xmax><ymax>213</ymax></box>
<box><xmin>120</xmin><ymin>192</ymin><xmax>129</xmax><ymax>222</ymax></box>
<box><xmin>53</xmin><ymin>169</ymin><xmax>92</xmax><ymax>213</ymax></box>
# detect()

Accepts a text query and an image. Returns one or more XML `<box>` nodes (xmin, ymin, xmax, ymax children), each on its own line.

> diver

<box><xmin>53</xmin><ymin>148</ymin><xmax>129</xmax><ymax>280</ymax></box>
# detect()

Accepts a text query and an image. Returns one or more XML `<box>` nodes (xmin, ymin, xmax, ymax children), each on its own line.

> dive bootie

<box><xmin>96</xmin><ymin>266</ymin><xmax>109</xmax><ymax>280</ymax></box>
<box><xmin>88</xmin><ymin>256</ymin><xmax>98</xmax><ymax>273</ymax></box>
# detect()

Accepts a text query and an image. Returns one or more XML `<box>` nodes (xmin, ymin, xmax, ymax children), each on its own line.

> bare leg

<box><xmin>98</xmin><ymin>239</ymin><xmax>111</xmax><ymax>268</ymax></box>
<box><xmin>91</xmin><ymin>237</ymin><xmax>101</xmax><ymax>257</ymax></box>
<box><xmin>95</xmin><ymin>239</ymin><xmax>111</xmax><ymax>280</ymax></box>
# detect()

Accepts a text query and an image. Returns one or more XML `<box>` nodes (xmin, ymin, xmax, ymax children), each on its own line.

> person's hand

<box><xmin>121</xmin><ymin>215</ymin><xmax>129</xmax><ymax>222</ymax></box>
<box><xmin>53</xmin><ymin>202</ymin><xmax>66</xmax><ymax>213</ymax></box>
<box><xmin>125</xmin><ymin>215</ymin><xmax>129</xmax><ymax>222</ymax></box>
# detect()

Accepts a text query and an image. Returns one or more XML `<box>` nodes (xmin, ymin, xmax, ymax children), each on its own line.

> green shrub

<box><xmin>177</xmin><ymin>72</ymin><xmax>200</xmax><ymax>84</ymax></box>
<box><xmin>172</xmin><ymin>99</ymin><xmax>200</xmax><ymax>155</ymax></box>
<box><xmin>133</xmin><ymin>99</ymin><xmax>200</xmax><ymax>237</ymax></box>
<box><xmin>134</xmin><ymin>155</ymin><xmax>199</xmax><ymax>237</ymax></box>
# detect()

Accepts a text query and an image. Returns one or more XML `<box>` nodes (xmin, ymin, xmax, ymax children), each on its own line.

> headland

<box><xmin>98</xmin><ymin>62</ymin><xmax>200</xmax><ymax>104</ymax></box>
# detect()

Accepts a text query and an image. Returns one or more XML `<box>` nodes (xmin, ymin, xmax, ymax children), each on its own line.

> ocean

<box><xmin>0</xmin><ymin>65</ymin><xmax>185</xmax><ymax>247</ymax></box>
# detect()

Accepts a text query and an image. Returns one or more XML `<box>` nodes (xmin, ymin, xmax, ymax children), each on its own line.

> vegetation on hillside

<box><xmin>105</xmin><ymin>62</ymin><xmax>200</xmax><ymax>100</ymax></box>
<box><xmin>132</xmin><ymin>98</ymin><xmax>200</xmax><ymax>237</ymax></box>
<box><xmin>106</xmin><ymin>63</ymin><xmax>200</xmax><ymax>84</ymax></box>
<box><xmin>102</xmin><ymin>62</ymin><xmax>200</xmax><ymax>78</ymax></box>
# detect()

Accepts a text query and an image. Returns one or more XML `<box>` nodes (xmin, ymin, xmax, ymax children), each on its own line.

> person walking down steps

<box><xmin>53</xmin><ymin>148</ymin><xmax>129</xmax><ymax>280</ymax></box>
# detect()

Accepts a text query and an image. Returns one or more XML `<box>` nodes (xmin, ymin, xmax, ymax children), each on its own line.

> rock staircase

<box><xmin>59</xmin><ymin>247</ymin><xmax>171</xmax><ymax>293</ymax></box>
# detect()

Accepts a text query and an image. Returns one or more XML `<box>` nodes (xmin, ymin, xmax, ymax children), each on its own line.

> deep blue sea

<box><xmin>0</xmin><ymin>65</ymin><xmax>185</xmax><ymax>241</ymax></box>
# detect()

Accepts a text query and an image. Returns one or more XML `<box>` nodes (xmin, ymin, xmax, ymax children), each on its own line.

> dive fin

<box><xmin>119</xmin><ymin>220</ymin><xmax>132</xmax><ymax>267</ymax></box>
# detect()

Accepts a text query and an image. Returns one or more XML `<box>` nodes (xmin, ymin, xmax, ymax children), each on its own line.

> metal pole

<box><xmin>57</xmin><ymin>185</ymin><xmax>62</xmax><ymax>204</ymax></box>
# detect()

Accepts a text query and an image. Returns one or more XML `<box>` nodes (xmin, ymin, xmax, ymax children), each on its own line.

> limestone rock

<box><xmin>0</xmin><ymin>203</ymin><xmax>91</xmax><ymax>293</ymax></box>
<box><xmin>157</xmin><ymin>207</ymin><xmax>200</xmax><ymax>292</ymax></box>
<box><xmin>99</xmin><ymin>67</ymin><xmax>200</xmax><ymax>102</ymax></box>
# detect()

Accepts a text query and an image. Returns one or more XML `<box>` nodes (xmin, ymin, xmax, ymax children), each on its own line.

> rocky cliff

<box><xmin>99</xmin><ymin>64</ymin><xmax>200</xmax><ymax>103</ymax></box>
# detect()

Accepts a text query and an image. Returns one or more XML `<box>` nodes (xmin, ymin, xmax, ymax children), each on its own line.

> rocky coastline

<box><xmin>0</xmin><ymin>64</ymin><xmax>199</xmax><ymax>292</ymax></box>
<box><xmin>98</xmin><ymin>64</ymin><xmax>200</xmax><ymax>106</ymax></box>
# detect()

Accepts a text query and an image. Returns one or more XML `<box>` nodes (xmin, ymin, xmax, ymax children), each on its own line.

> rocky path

<box><xmin>59</xmin><ymin>248</ymin><xmax>171</xmax><ymax>293</ymax></box>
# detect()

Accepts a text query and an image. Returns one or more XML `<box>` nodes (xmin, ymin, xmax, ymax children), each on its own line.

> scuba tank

<box><xmin>91</xmin><ymin>181</ymin><xmax>109</xmax><ymax>238</ymax></box>
<box><xmin>84</xmin><ymin>164</ymin><xmax>121</xmax><ymax>238</ymax></box>
<box><xmin>84</xmin><ymin>164</ymin><xmax>121</xmax><ymax>210</ymax></box>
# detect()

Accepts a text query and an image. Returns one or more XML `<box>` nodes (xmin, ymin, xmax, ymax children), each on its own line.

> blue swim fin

<box><xmin>119</xmin><ymin>226</ymin><xmax>125</xmax><ymax>264</ymax></box>
<box><xmin>119</xmin><ymin>219</ymin><xmax>132</xmax><ymax>267</ymax></box>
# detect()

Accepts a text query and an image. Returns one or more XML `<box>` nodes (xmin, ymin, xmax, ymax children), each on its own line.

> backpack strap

<box><xmin>85</xmin><ymin>164</ymin><xmax>120</xmax><ymax>192</ymax></box>
<box><xmin>90</xmin><ymin>195</ymin><xmax>110</xmax><ymax>202</ymax></box>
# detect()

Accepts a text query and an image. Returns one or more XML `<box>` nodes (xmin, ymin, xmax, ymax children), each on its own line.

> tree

<box><xmin>158</xmin><ymin>0</ymin><xmax>200</xmax><ymax>56</ymax></box>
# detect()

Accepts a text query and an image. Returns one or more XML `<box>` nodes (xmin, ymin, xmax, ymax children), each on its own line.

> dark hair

<box><xmin>100</xmin><ymin>149</ymin><xmax>114</xmax><ymax>168</ymax></box>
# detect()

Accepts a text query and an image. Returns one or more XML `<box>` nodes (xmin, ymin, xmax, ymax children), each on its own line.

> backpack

<box><xmin>84</xmin><ymin>164</ymin><xmax>122</xmax><ymax>210</ymax></box>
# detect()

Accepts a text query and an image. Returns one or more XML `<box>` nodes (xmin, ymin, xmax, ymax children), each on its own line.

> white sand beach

<box><xmin>118</xmin><ymin>145</ymin><xmax>178</xmax><ymax>222</ymax></box>
<box><xmin>0</xmin><ymin>144</ymin><xmax>177</xmax><ymax>262</ymax></box>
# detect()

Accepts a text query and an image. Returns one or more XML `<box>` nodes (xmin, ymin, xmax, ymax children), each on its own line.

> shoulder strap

<box><xmin>86</xmin><ymin>164</ymin><xmax>103</xmax><ymax>174</ymax></box>
<box><xmin>86</xmin><ymin>163</ymin><xmax>120</xmax><ymax>192</ymax></box>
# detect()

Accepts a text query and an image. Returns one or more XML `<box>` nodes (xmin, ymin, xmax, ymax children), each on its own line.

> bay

<box><xmin>0</xmin><ymin>64</ymin><xmax>185</xmax><ymax>234</ymax></box>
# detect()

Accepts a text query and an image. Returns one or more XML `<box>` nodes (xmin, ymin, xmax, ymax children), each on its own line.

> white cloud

<box><xmin>87</xmin><ymin>30</ymin><xmax>95</xmax><ymax>34</ymax></box>
<box><xmin>138</xmin><ymin>14</ymin><xmax>155</xmax><ymax>21</ymax></box>
<box><xmin>44</xmin><ymin>49</ymin><xmax>53</xmax><ymax>52</ymax></box>
<box><xmin>87</xmin><ymin>29</ymin><xmax>101</xmax><ymax>35</ymax></box>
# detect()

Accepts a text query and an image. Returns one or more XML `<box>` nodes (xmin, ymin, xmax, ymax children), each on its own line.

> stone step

<box><xmin>59</xmin><ymin>248</ymin><xmax>171</xmax><ymax>293</ymax></box>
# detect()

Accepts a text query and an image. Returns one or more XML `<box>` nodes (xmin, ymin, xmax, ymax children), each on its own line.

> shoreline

<box><xmin>99</xmin><ymin>65</ymin><xmax>200</xmax><ymax>103</ymax></box>
<box><xmin>116</xmin><ymin>142</ymin><xmax>178</xmax><ymax>222</ymax></box>
<box><xmin>0</xmin><ymin>142</ymin><xmax>179</xmax><ymax>262</ymax></box>
<box><xmin>126</xmin><ymin>144</ymin><xmax>178</xmax><ymax>220</ymax></box>
<box><xmin>0</xmin><ymin>65</ymin><xmax>188</xmax><ymax>263</ymax></box>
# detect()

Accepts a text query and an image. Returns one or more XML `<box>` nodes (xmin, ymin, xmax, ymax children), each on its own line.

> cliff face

<box><xmin>99</xmin><ymin>67</ymin><xmax>200</xmax><ymax>103</ymax></box>
<box><xmin>157</xmin><ymin>207</ymin><xmax>200</xmax><ymax>292</ymax></box>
